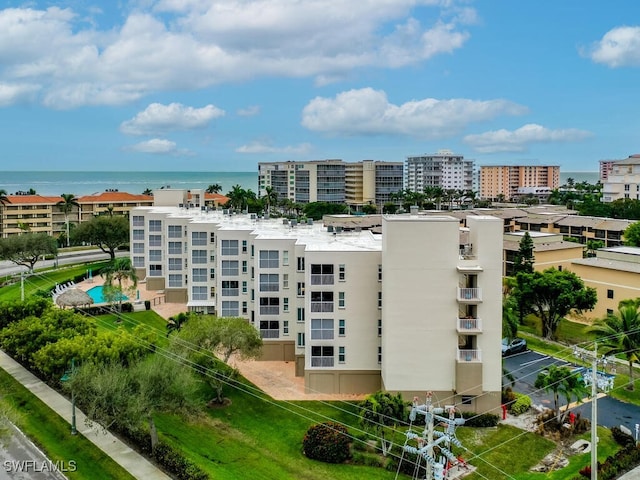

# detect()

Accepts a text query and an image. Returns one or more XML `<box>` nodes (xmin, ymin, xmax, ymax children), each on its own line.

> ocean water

<box><xmin>560</xmin><ymin>171</ymin><xmax>599</xmax><ymax>184</ymax></box>
<box><xmin>0</xmin><ymin>171</ymin><xmax>257</xmax><ymax>196</ymax></box>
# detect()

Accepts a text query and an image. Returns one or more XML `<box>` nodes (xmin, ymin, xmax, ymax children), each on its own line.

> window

<box><xmin>210</xmin><ymin>250</ymin><xmax>216</xmax><ymax>262</ymax></box>
<box><xmin>311</xmin><ymin>346</ymin><xmax>334</xmax><ymax>367</ymax></box>
<box><xmin>339</xmin><ymin>319</ymin><xmax>345</xmax><ymax>336</ymax></box>
<box><xmin>149</xmin><ymin>250</ymin><xmax>162</xmax><ymax>262</ymax></box>
<box><xmin>607</xmin><ymin>309</ymin><xmax>614</xmax><ymax>315</ymax></box>
<box><xmin>148</xmin><ymin>235</ymin><xmax>161</xmax><ymax>247</ymax></box>
<box><xmin>168</xmin><ymin>258</ymin><xmax>182</xmax><ymax>271</ymax></box>
<box><xmin>283</xmin><ymin>273</ymin><xmax>289</xmax><ymax>289</ymax></box>
<box><xmin>338</xmin><ymin>346</ymin><xmax>345</xmax><ymax>363</ymax></box>
<box><xmin>221</xmin><ymin>301</ymin><xmax>239</xmax><ymax>317</ymax></box>
<box><xmin>242</xmin><ymin>260</ymin><xmax>248</xmax><ymax>273</ymax></box>
<box><xmin>338</xmin><ymin>292</ymin><xmax>345</xmax><ymax>308</ymax></box>
<box><xmin>283</xmin><ymin>297</ymin><xmax>289</xmax><ymax>312</ymax></box>
<box><xmin>132</xmin><ymin>215</ymin><xmax>144</xmax><ymax>227</ymax></box>
<box><xmin>259</xmin><ymin>250</ymin><xmax>279</xmax><ymax>268</ymax></box>
<box><xmin>378</xmin><ymin>319</ymin><xmax>382</xmax><ymax>337</ymax></box>
<box><xmin>133</xmin><ymin>243</ymin><xmax>144</xmax><ymax>254</ymax></box>
<box><xmin>461</xmin><ymin>396</ymin><xmax>474</xmax><ymax>405</ymax></box>
<box><xmin>378</xmin><ymin>291</ymin><xmax>382</xmax><ymax>309</ymax></box>
<box><xmin>168</xmin><ymin>274</ymin><xmax>182</xmax><ymax>287</ymax></box>
<box><xmin>168</xmin><ymin>225</ymin><xmax>182</xmax><ymax>238</ymax></box>
<box><xmin>192</xmin><ymin>286</ymin><xmax>207</xmax><ymax>300</ymax></box>
<box><xmin>283</xmin><ymin>320</ymin><xmax>289</xmax><ymax>336</ymax></box>
<box><xmin>251</xmin><ymin>245</ymin><xmax>254</xmax><ymax>257</ymax></box>
<box><xmin>222</xmin><ymin>240</ymin><xmax>239</xmax><ymax>255</ymax></box>
<box><xmin>192</xmin><ymin>250</ymin><xmax>207</xmax><ymax>264</ymax></box>
<box><xmin>168</xmin><ymin>241</ymin><xmax>182</xmax><ymax>254</ymax></box>
<box><xmin>297</xmin><ymin>282</ymin><xmax>305</xmax><ymax>296</ymax></box>
<box><xmin>132</xmin><ymin>229</ymin><xmax>144</xmax><ymax>241</ymax></box>
<box><xmin>149</xmin><ymin>220</ymin><xmax>161</xmax><ymax>232</ymax></box>
<box><xmin>311</xmin><ymin>291</ymin><xmax>333</xmax><ymax>312</ymax></box>
<box><xmin>242</xmin><ymin>281</ymin><xmax>247</xmax><ymax>293</ymax></box>
<box><xmin>339</xmin><ymin>264</ymin><xmax>345</xmax><ymax>281</ymax></box>
<box><xmin>210</xmin><ymin>268</ymin><xmax>215</xmax><ymax>279</ymax></box>
<box><xmin>297</xmin><ymin>332</ymin><xmax>305</xmax><ymax>347</ymax></box>
<box><xmin>210</xmin><ymin>232</ymin><xmax>216</xmax><ymax>244</ymax></box>
<box><xmin>377</xmin><ymin>346</ymin><xmax>382</xmax><ymax>364</ymax></box>
<box><xmin>260</xmin><ymin>297</ymin><xmax>280</xmax><ymax>315</ymax></box>
<box><xmin>310</xmin><ymin>264</ymin><xmax>334</xmax><ymax>285</ymax></box>
<box><xmin>311</xmin><ymin>319</ymin><xmax>334</xmax><ymax>340</ymax></box>
<box><xmin>242</xmin><ymin>240</ymin><xmax>248</xmax><ymax>253</ymax></box>
<box><xmin>251</xmin><ymin>267</ymin><xmax>254</xmax><ymax>279</ymax></box>
<box><xmin>283</xmin><ymin>251</ymin><xmax>289</xmax><ymax>266</ymax></box>
<box><xmin>192</xmin><ymin>268</ymin><xmax>207</xmax><ymax>282</ymax></box>
<box><xmin>297</xmin><ymin>307</ymin><xmax>305</xmax><ymax>322</ymax></box>
<box><xmin>251</xmin><ymin>289</ymin><xmax>254</xmax><ymax>301</ymax></box>
<box><xmin>221</xmin><ymin>260</ymin><xmax>239</xmax><ymax>276</ymax></box>
<box><xmin>378</xmin><ymin>264</ymin><xmax>382</xmax><ymax>282</ymax></box>
<box><xmin>222</xmin><ymin>280</ymin><xmax>239</xmax><ymax>296</ymax></box>
<box><xmin>133</xmin><ymin>256</ymin><xmax>145</xmax><ymax>268</ymax></box>
<box><xmin>607</xmin><ymin>289</ymin><xmax>614</xmax><ymax>299</ymax></box>
<box><xmin>297</xmin><ymin>257</ymin><xmax>305</xmax><ymax>271</ymax></box>
<box><xmin>259</xmin><ymin>320</ymin><xmax>279</xmax><ymax>338</ymax></box>
<box><xmin>259</xmin><ymin>274</ymin><xmax>279</xmax><ymax>292</ymax></box>
<box><xmin>242</xmin><ymin>301</ymin><xmax>248</xmax><ymax>314</ymax></box>
<box><xmin>192</xmin><ymin>232</ymin><xmax>207</xmax><ymax>246</ymax></box>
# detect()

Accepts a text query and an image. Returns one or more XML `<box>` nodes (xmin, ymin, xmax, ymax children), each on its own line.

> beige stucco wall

<box><xmin>305</xmin><ymin>370</ymin><xmax>381</xmax><ymax>394</ymax></box>
<box><xmin>534</xmin><ymin>247</ymin><xmax>584</xmax><ymax>271</ymax></box>
<box><xmin>166</xmin><ymin>289</ymin><xmax>188</xmax><ymax>304</ymax></box>
<box><xmin>146</xmin><ymin>277</ymin><xmax>165</xmax><ymax>291</ymax></box>
<box><xmin>261</xmin><ymin>341</ymin><xmax>296</xmax><ymax>361</ymax></box>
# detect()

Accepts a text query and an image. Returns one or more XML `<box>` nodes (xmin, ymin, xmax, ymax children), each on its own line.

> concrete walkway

<box><xmin>0</xmin><ymin>350</ymin><xmax>171</xmax><ymax>480</ymax></box>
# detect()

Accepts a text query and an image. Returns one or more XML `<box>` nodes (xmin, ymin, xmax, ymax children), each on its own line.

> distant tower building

<box><xmin>405</xmin><ymin>150</ymin><xmax>474</xmax><ymax>193</ymax></box>
<box><xmin>602</xmin><ymin>154</ymin><xmax>640</xmax><ymax>202</ymax></box>
<box><xmin>479</xmin><ymin>165</ymin><xmax>560</xmax><ymax>200</ymax></box>
<box><xmin>599</xmin><ymin>160</ymin><xmax>616</xmax><ymax>183</ymax></box>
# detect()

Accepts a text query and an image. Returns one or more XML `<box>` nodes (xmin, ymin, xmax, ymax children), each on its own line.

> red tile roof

<box><xmin>204</xmin><ymin>192</ymin><xmax>230</xmax><ymax>203</ymax></box>
<box><xmin>77</xmin><ymin>192</ymin><xmax>153</xmax><ymax>203</ymax></box>
<box><xmin>5</xmin><ymin>195</ymin><xmax>61</xmax><ymax>204</ymax></box>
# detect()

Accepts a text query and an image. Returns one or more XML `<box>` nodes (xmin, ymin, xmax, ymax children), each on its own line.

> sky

<box><xmin>1</xmin><ymin>1</ymin><xmax>639</xmax><ymax>172</ymax></box>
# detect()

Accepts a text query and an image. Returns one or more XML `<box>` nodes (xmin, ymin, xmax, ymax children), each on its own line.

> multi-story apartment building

<box><xmin>77</xmin><ymin>191</ymin><xmax>154</xmax><ymax>222</ymax></box>
<box><xmin>129</xmin><ymin>207</ymin><xmax>503</xmax><ymax>412</ymax></box>
<box><xmin>599</xmin><ymin>160</ymin><xmax>616</xmax><ymax>183</ymax></box>
<box><xmin>258</xmin><ymin>160</ymin><xmax>403</xmax><ymax>210</ymax></box>
<box><xmin>602</xmin><ymin>154</ymin><xmax>640</xmax><ymax>202</ymax></box>
<box><xmin>479</xmin><ymin>165</ymin><xmax>560</xmax><ymax>200</ymax></box>
<box><xmin>405</xmin><ymin>150</ymin><xmax>474</xmax><ymax>193</ymax></box>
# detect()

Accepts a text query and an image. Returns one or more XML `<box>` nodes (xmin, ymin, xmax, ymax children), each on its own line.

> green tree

<box><xmin>534</xmin><ymin>365</ymin><xmax>588</xmax><ymax>422</ymax></box>
<box><xmin>624</xmin><ymin>221</ymin><xmax>640</xmax><ymax>247</ymax></box>
<box><xmin>361</xmin><ymin>203</ymin><xmax>377</xmax><ymax>214</ymax></box>
<box><xmin>359</xmin><ymin>391</ymin><xmax>407</xmax><ymax>457</ymax></box>
<box><xmin>101</xmin><ymin>257</ymin><xmax>137</xmax><ymax>313</ymax></box>
<box><xmin>226</xmin><ymin>184</ymin><xmax>247</xmax><ymax>211</ymax></box>
<box><xmin>513</xmin><ymin>268</ymin><xmax>597</xmax><ymax>339</ymax></box>
<box><xmin>142</xmin><ymin>188</ymin><xmax>153</xmax><ymax>196</ymax></box>
<box><xmin>502</xmin><ymin>295</ymin><xmax>519</xmax><ymax>341</ymax></box>
<box><xmin>513</xmin><ymin>231</ymin><xmax>534</xmax><ymax>275</ymax></box>
<box><xmin>206</xmin><ymin>183</ymin><xmax>222</xmax><ymax>194</ymax></box>
<box><xmin>588</xmin><ymin>299</ymin><xmax>640</xmax><ymax>390</ymax></box>
<box><xmin>215</xmin><ymin>316</ymin><xmax>262</xmax><ymax>363</ymax></box>
<box><xmin>166</xmin><ymin>312</ymin><xmax>191</xmax><ymax>336</ymax></box>
<box><xmin>0</xmin><ymin>189</ymin><xmax>9</xmax><ymax>205</ymax></box>
<box><xmin>382</xmin><ymin>202</ymin><xmax>398</xmax><ymax>214</ymax></box>
<box><xmin>72</xmin><ymin>215</ymin><xmax>129</xmax><ymax>260</ymax></box>
<box><xmin>57</xmin><ymin>193</ymin><xmax>79</xmax><ymax>247</ymax></box>
<box><xmin>261</xmin><ymin>186</ymin><xmax>278</xmax><ymax>215</ymax></box>
<box><xmin>302</xmin><ymin>202</ymin><xmax>348</xmax><ymax>221</ymax></box>
<box><xmin>586</xmin><ymin>239</ymin><xmax>604</xmax><ymax>257</ymax></box>
<box><xmin>0</xmin><ymin>233</ymin><xmax>57</xmax><ymax>272</ymax></box>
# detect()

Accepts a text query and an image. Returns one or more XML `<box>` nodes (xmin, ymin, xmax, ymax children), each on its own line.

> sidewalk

<box><xmin>0</xmin><ymin>350</ymin><xmax>171</xmax><ymax>480</ymax></box>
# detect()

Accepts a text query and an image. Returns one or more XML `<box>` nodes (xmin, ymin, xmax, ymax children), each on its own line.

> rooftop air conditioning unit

<box><xmin>327</xmin><ymin>225</ymin><xmax>334</xmax><ymax>232</ymax></box>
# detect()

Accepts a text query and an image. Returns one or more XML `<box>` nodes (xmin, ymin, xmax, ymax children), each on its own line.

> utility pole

<box><xmin>20</xmin><ymin>271</ymin><xmax>24</xmax><ymax>302</ymax></box>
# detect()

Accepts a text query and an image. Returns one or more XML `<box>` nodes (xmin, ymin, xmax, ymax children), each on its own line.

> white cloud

<box><xmin>0</xmin><ymin>83</ymin><xmax>40</xmax><ymax>106</ymax></box>
<box><xmin>0</xmin><ymin>2</ymin><xmax>474</xmax><ymax>108</ymax></box>
<box><xmin>120</xmin><ymin>102</ymin><xmax>225</xmax><ymax>135</ymax></box>
<box><xmin>236</xmin><ymin>141</ymin><xmax>312</xmax><ymax>155</ymax></box>
<box><xmin>301</xmin><ymin>88</ymin><xmax>527</xmax><ymax>138</ymax></box>
<box><xmin>237</xmin><ymin>105</ymin><xmax>260</xmax><ymax>117</ymax></box>
<box><xmin>463</xmin><ymin>124</ymin><xmax>593</xmax><ymax>153</ymax></box>
<box><xmin>125</xmin><ymin>138</ymin><xmax>191</xmax><ymax>155</ymax></box>
<box><xmin>589</xmin><ymin>26</ymin><xmax>640</xmax><ymax>67</ymax></box>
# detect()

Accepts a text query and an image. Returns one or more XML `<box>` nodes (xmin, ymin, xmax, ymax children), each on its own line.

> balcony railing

<box><xmin>310</xmin><ymin>302</ymin><xmax>334</xmax><ymax>313</ymax></box>
<box><xmin>457</xmin><ymin>287</ymin><xmax>482</xmax><ymax>302</ymax></box>
<box><xmin>221</xmin><ymin>288</ymin><xmax>239</xmax><ymax>296</ymax></box>
<box><xmin>311</xmin><ymin>357</ymin><xmax>334</xmax><ymax>367</ymax></box>
<box><xmin>259</xmin><ymin>306</ymin><xmax>280</xmax><ymax>315</ymax></box>
<box><xmin>459</xmin><ymin>246</ymin><xmax>476</xmax><ymax>259</ymax></box>
<box><xmin>260</xmin><ymin>329</ymin><xmax>280</xmax><ymax>339</ymax></box>
<box><xmin>457</xmin><ymin>349</ymin><xmax>482</xmax><ymax>362</ymax></box>
<box><xmin>310</xmin><ymin>274</ymin><xmax>334</xmax><ymax>285</ymax></box>
<box><xmin>457</xmin><ymin>317</ymin><xmax>482</xmax><ymax>331</ymax></box>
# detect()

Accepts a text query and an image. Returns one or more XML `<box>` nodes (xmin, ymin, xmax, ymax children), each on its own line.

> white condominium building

<box><xmin>602</xmin><ymin>154</ymin><xmax>640</xmax><ymax>202</ymax></box>
<box><xmin>405</xmin><ymin>150</ymin><xmax>475</xmax><ymax>192</ymax></box>
<box><xmin>130</xmin><ymin>207</ymin><xmax>502</xmax><ymax>412</ymax></box>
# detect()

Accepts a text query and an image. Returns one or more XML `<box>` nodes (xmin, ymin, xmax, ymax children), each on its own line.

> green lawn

<box><xmin>93</xmin><ymin>310</ymin><xmax>170</xmax><ymax>348</ymax></box>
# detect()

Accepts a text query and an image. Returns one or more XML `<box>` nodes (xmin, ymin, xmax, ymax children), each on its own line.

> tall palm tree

<box><xmin>226</xmin><ymin>185</ymin><xmax>247</xmax><ymax>211</ymax></box>
<box><xmin>432</xmin><ymin>186</ymin><xmax>444</xmax><ymax>210</ymax></box>
<box><xmin>57</xmin><ymin>193</ymin><xmax>79</xmax><ymax>247</ymax></box>
<box><xmin>101</xmin><ymin>257</ymin><xmax>138</xmax><ymax>313</ymax></box>
<box><xmin>0</xmin><ymin>189</ymin><xmax>10</xmax><ymax>206</ymax></box>
<box><xmin>206</xmin><ymin>183</ymin><xmax>222</xmax><ymax>194</ymax></box>
<box><xmin>588</xmin><ymin>300</ymin><xmax>640</xmax><ymax>390</ymax></box>
<box><xmin>142</xmin><ymin>188</ymin><xmax>153</xmax><ymax>196</ymax></box>
<box><xmin>534</xmin><ymin>365</ymin><xmax>588</xmax><ymax>422</ymax></box>
<box><xmin>262</xmin><ymin>186</ymin><xmax>278</xmax><ymax>215</ymax></box>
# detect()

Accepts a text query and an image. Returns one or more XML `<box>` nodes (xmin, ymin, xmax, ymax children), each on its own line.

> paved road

<box><xmin>0</xmin><ymin>250</ymin><xmax>128</xmax><ymax>278</ymax></box>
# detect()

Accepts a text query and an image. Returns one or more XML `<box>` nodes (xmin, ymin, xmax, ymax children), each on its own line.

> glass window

<box><xmin>132</xmin><ymin>215</ymin><xmax>144</xmax><ymax>227</ymax></box>
<box><xmin>221</xmin><ymin>260</ymin><xmax>239</xmax><ymax>276</ymax></box>
<box><xmin>168</xmin><ymin>258</ymin><xmax>182</xmax><ymax>271</ymax></box>
<box><xmin>242</xmin><ymin>240</ymin><xmax>247</xmax><ymax>253</ymax></box>
<box><xmin>283</xmin><ymin>320</ymin><xmax>289</xmax><ymax>336</ymax></box>
<box><xmin>259</xmin><ymin>273</ymin><xmax>279</xmax><ymax>292</ymax></box>
<box><xmin>378</xmin><ymin>319</ymin><xmax>382</xmax><ymax>336</ymax></box>
<box><xmin>339</xmin><ymin>319</ymin><xmax>345</xmax><ymax>336</ymax></box>
<box><xmin>297</xmin><ymin>257</ymin><xmax>305</xmax><ymax>271</ymax></box>
<box><xmin>311</xmin><ymin>319</ymin><xmax>334</xmax><ymax>340</ymax></box>
<box><xmin>283</xmin><ymin>273</ymin><xmax>289</xmax><ymax>289</ymax></box>
<box><xmin>149</xmin><ymin>219</ymin><xmax>161</xmax><ymax>232</ymax></box>
<box><xmin>259</xmin><ymin>250</ymin><xmax>279</xmax><ymax>268</ymax></box>
<box><xmin>133</xmin><ymin>256</ymin><xmax>145</xmax><ymax>268</ymax></box>
<box><xmin>283</xmin><ymin>250</ymin><xmax>289</xmax><ymax>266</ymax></box>
<box><xmin>338</xmin><ymin>292</ymin><xmax>345</xmax><ymax>308</ymax></box>
<box><xmin>378</xmin><ymin>265</ymin><xmax>382</xmax><ymax>281</ymax></box>
<box><xmin>222</xmin><ymin>280</ymin><xmax>239</xmax><ymax>296</ymax></box>
<box><xmin>242</xmin><ymin>281</ymin><xmax>247</xmax><ymax>293</ymax></box>
<box><xmin>259</xmin><ymin>320</ymin><xmax>279</xmax><ymax>338</ymax></box>
<box><xmin>192</xmin><ymin>232</ymin><xmax>207</xmax><ymax>245</ymax></box>
<box><xmin>259</xmin><ymin>297</ymin><xmax>280</xmax><ymax>315</ymax></box>
<box><xmin>242</xmin><ymin>260</ymin><xmax>248</xmax><ymax>273</ymax></box>
<box><xmin>149</xmin><ymin>264</ymin><xmax>162</xmax><ymax>276</ymax></box>
<box><xmin>378</xmin><ymin>346</ymin><xmax>382</xmax><ymax>364</ymax></box>
<box><xmin>133</xmin><ymin>243</ymin><xmax>144</xmax><ymax>254</ymax></box>
<box><xmin>210</xmin><ymin>268</ymin><xmax>215</xmax><ymax>279</ymax></box>
<box><xmin>168</xmin><ymin>274</ymin><xmax>182</xmax><ymax>287</ymax></box>
<box><xmin>221</xmin><ymin>301</ymin><xmax>239</xmax><ymax>317</ymax></box>
<box><xmin>192</xmin><ymin>268</ymin><xmax>207</xmax><ymax>282</ymax></box>
<box><xmin>283</xmin><ymin>298</ymin><xmax>289</xmax><ymax>312</ymax></box>
<box><xmin>192</xmin><ymin>286</ymin><xmax>207</xmax><ymax>300</ymax></box>
<box><xmin>297</xmin><ymin>282</ymin><xmax>305</xmax><ymax>296</ymax></box>
<box><xmin>339</xmin><ymin>264</ymin><xmax>345</xmax><ymax>281</ymax></box>
<box><xmin>378</xmin><ymin>291</ymin><xmax>382</xmax><ymax>309</ymax></box>
<box><xmin>149</xmin><ymin>250</ymin><xmax>162</xmax><ymax>262</ymax></box>
<box><xmin>132</xmin><ymin>229</ymin><xmax>144</xmax><ymax>241</ymax></box>
<box><xmin>192</xmin><ymin>250</ymin><xmax>207</xmax><ymax>264</ymax></box>
<box><xmin>311</xmin><ymin>346</ymin><xmax>334</xmax><ymax>367</ymax></box>
<box><xmin>148</xmin><ymin>235</ymin><xmax>161</xmax><ymax>247</ymax></box>
<box><xmin>222</xmin><ymin>240</ymin><xmax>239</xmax><ymax>255</ymax></box>
<box><xmin>242</xmin><ymin>301</ymin><xmax>248</xmax><ymax>314</ymax></box>
<box><xmin>168</xmin><ymin>225</ymin><xmax>182</xmax><ymax>238</ymax></box>
<box><xmin>338</xmin><ymin>346</ymin><xmax>345</xmax><ymax>363</ymax></box>
<box><xmin>297</xmin><ymin>307</ymin><xmax>305</xmax><ymax>322</ymax></box>
<box><xmin>297</xmin><ymin>332</ymin><xmax>305</xmax><ymax>347</ymax></box>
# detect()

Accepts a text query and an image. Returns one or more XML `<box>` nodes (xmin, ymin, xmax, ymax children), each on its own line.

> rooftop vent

<box><xmin>327</xmin><ymin>225</ymin><xmax>334</xmax><ymax>232</ymax></box>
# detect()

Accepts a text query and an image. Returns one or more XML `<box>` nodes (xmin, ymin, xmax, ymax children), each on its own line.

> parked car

<box><xmin>502</xmin><ymin>337</ymin><xmax>527</xmax><ymax>356</ymax></box>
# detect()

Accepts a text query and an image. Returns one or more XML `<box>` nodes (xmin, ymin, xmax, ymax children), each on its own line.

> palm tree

<box><xmin>0</xmin><ymin>189</ymin><xmax>10</xmax><ymax>206</ymax></box>
<box><xmin>432</xmin><ymin>186</ymin><xmax>444</xmax><ymax>210</ymax></box>
<box><xmin>142</xmin><ymin>188</ymin><xmax>153</xmax><ymax>196</ymax></box>
<box><xmin>534</xmin><ymin>365</ymin><xmax>588</xmax><ymax>422</ymax></box>
<box><xmin>206</xmin><ymin>183</ymin><xmax>222</xmax><ymax>194</ymax></box>
<box><xmin>588</xmin><ymin>300</ymin><xmax>640</xmax><ymax>390</ymax></box>
<box><xmin>101</xmin><ymin>257</ymin><xmax>138</xmax><ymax>313</ymax></box>
<box><xmin>226</xmin><ymin>185</ymin><xmax>247</xmax><ymax>211</ymax></box>
<box><xmin>359</xmin><ymin>391</ymin><xmax>407</xmax><ymax>456</ymax></box>
<box><xmin>57</xmin><ymin>193</ymin><xmax>79</xmax><ymax>247</ymax></box>
<box><xmin>166</xmin><ymin>312</ymin><xmax>190</xmax><ymax>336</ymax></box>
<box><xmin>262</xmin><ymin>186</ymin><xmax>278</xmax><ymax>215</ymax></box>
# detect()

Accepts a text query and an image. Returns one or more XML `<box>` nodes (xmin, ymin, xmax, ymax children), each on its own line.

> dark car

<box><xmin>502</xmin><ymin>338</ymin><xmax>527</xmax><ymax>356</ymax></box>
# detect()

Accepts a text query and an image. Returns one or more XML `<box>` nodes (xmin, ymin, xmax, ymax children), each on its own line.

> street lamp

<box><xmin>60</xmin><ymin>358</ymin><xmax>77</xmax><ymax>435</ymax></box>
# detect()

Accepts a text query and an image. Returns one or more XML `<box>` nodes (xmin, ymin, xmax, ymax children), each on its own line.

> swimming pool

<box><xmin>86</xmin><ymin>286</ymin><xmax>129</xmax><ymax>304</ymax></box>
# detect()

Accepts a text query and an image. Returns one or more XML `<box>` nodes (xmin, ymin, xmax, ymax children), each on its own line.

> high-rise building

<box><xmin>405</xmin><ymin>150</ymin><xmax>475</xmax><ymax>193</ymax></box>
<box><xmin>602</xmin><ymin>154</ymin><xmax>640</xmax><ymax>202</ymax></box>
<box><xmin>130</xmin><ymin>206</ymin><xmax>502</xmax><ymax>412</ymax></box>
<box><xmin>479</xmin><ymin>165</ymin><xmax>560</xmax><ymax>200</ymax></box>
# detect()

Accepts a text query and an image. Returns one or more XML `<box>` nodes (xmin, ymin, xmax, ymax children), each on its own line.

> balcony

<box><xmin>457</xmin><ymin>317</ymin><xmax>482</xmax><ymax>333</ymax></box>
<box><xmin>311</xmin><ymin>357</ymin><xmax>334</xmax><ymax>367</ymax></box>
<box><xmin>310</xmin><ymin>302</ymin><xmax>334</xmax><ymax>313</ymax></box>
<box><xmin>457</xmin><ymin>287</ymin><xmax>482</xmax><ymax>303</ymax></box>
<box><xmin>259</xmin><ymin>306</ymin><xmax>280</xmax><ymax>315</ymax></box>
<box><xmin>457</xmin><ymin>349</ymin><xmax>482</xmax><ymax>362</ymax></box>
<box><xmin>221</xmin><ymin>288</ymin><xmax>239</xmax><ymax>296</ymax></box>
<box><xmin>260</xmin><ymin>329</ymin><xmax>280</xmax><ymax>339</ymax></box>
<box><xmin>310</xmin><ymin>274</ymin><xmax>334</xmax><ymax>285</ymax></box>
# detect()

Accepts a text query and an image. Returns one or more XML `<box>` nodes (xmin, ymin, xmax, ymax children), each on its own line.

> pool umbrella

<box><xmin>55</xmin><ymin>288</ymin><xmax>94</xmax><ymax>309</ymax></box>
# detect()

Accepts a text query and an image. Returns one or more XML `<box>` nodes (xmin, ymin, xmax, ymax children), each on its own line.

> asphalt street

<box><xmin>0</xmin><ymin>250</ymin><xmax>128</xmax><ymax>278</ymax></box>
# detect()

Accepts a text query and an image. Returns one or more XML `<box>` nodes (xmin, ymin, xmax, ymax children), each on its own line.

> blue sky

<box><xmin>1</xmin><ymin>0</ymin><xmax>639</xmax><ymax>172</ymax></box>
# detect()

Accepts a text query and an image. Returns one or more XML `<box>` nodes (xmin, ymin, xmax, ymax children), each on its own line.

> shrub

<box><xmin>152</xmin><ymin>443</ymin><xmax>209</xmax><ymax>480</ymax></box>
<box><xmin>502</xmin><ymin>387</ymin><xmax>516</xmax><ymax>405</ymax></box>
<box><xmin>509</xmin><ymin>393</ymin><xmax>532</xmax><ymax>415</ymax></box>
<box><xmin>611</xmin><ymin>426</ymin><xmax>635</xmax><ymax>448</ymax></box>
<box><xmin>121</xmin><ymin>302</ymin><xmax>133</xmax><ymax>313</ymax></box>
<box><xmin>461</xmin><ymin>412</ymin><xmax>499</xmax><ymax>428</ymax></box>
<box><xmin>302</xmin><ymin>422</ymin><xmax>351</xmax><ymax>464</ymax></box>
